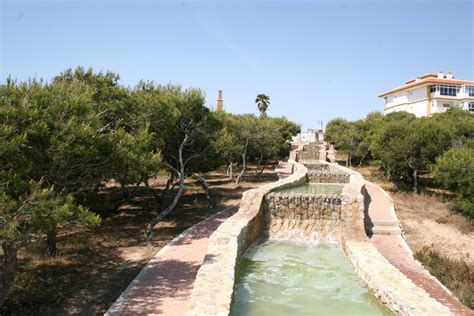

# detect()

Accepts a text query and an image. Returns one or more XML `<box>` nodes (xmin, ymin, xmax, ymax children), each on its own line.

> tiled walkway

<box><xmin>365</xmin><ymin>183</ymin><xmax>472</xmax><ymax>316</ymax></box>
<box><xmin>106</xmin><ymin>205</ymin><xmax>239</xmax><ymax>316</ymax></box>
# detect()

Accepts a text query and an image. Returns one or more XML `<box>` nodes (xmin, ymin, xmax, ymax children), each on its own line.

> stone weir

<box><xmin>263</xmin><ymin>161</ymin><xmax>355</xmax><ymax>242</ymax></box>
<box><xmin>307</xmin><ymin>170</ymin><xmax>350</xmax><ymax>183</ymax></box>
<box><xmin>264</xmin><ymin>192</ymin><xmax>343</xmax><ymax>241</ymax></box>
<box><xmin>295</xmin><ymin>142</ymin><xmax>326</xmax><ymax>162</ymax></box>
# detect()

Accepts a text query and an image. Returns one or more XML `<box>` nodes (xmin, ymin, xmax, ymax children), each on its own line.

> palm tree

<box><xmin>255</xmin><ymin>94</ymin><xmax>270</xmax><ymax>117</ymax></box>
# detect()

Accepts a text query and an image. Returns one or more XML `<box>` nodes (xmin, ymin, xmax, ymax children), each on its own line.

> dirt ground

<box><xmin>356</xmin><ymin>166</ymin><xmax>474</xmax><ymax>264</ymax></box>
<box><xmin>1</xmin><ymin>165</ymin><xmax>278</xmax><ymax>315</ymax></box>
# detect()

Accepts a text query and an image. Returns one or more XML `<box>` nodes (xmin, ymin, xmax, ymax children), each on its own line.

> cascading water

<box><xmin>230</xmin><ymin>163</ymin><xmax>393</xmax><ymax>315</ymax></box>
<box><xmin>264</xmin><ymin>184</ymin><xmax>345</xmax><ymax>242</ymax></box>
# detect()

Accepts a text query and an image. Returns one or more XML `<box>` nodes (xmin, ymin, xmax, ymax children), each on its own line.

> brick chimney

<box><xmin>217</xmin><ymin>90</ymin><xmax>223</xmax><ymax>112</ymax></box>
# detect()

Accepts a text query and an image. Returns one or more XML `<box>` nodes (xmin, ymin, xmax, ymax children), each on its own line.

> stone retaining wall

<box><xmin>296</xmin><ymin>151</ymin><xmax>319</xmax><ymax>162</ymax></box>
<box><xmin>187</xmin><ymin>161</ymin><xmax>308</xmax><ymax>316</ymax></box>
<box><xmin>265</xmin><ymin>193</ymin><xmax>343</xmax><ymax>241</ymax></box>
<box><xmin>189</xmin><ymin>145</ymin><xmax>452</xmax><ymax>315</ymax></box>
<box><xmin>304</xmin><ymin>162</ymin><xmax>329</xmax><ymax>171</ymax></box>
<box><xmin>307</xmin><ymin>171</ymin><xmax>350</xmax><ymax>183</ymax></box>
<box><xmin>345</xmin><ymin>241</ymin><xmax>452</xmax><ymax>315</ymax></box>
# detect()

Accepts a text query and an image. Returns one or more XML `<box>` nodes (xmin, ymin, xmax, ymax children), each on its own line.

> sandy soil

<box><xmin>356</xmin><ymin>166</ymin><xmax>474</xmax><ymax>264</ymax></box>
<box><xmin>0</xmin><ymin>165</ymin><xmax>278</xmax><ymax>315</ymax></box>
<box><xmin>392</xmin><ymin>192</ymin><xmax>474</xmax><ymax>264</ymax></box>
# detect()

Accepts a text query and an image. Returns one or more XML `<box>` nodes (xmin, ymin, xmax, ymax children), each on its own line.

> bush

<box><xmin>415</xmin><ymin>247</ymin><xmax>473</xmax><ymax>309</ymax></box>
<box><xmin>434</xmin><ymin>147</ymin><xmax>474</xmax><ymax>218</ymax></box>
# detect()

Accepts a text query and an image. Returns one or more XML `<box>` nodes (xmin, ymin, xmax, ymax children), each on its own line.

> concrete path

<box><xmin>106</xmin><ymin>205</ymin><xmax>239</xmax><ymax>316</ymax></box>
<box><xmin>276</xmin><ymin>161</ymin><xmax>294</xmax><ymax>179</ymax></box>
<box><xmin>365</xmin><ymin>182</ymin><xmax>472</xmax><ymax>316</ymax></box>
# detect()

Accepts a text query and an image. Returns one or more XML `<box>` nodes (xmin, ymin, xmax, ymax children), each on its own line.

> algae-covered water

<box><xmin>276</xmin><ymin>183</ymin><xmax>344</xmax><ymax>195</ymax></box>
<box><xmin>231</xmin><ymin>240</ymin><xmax>392</xmax><ymax>316</ymax></box>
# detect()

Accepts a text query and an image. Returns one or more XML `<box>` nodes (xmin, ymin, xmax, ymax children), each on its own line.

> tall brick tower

<box><xmin>217</xmin><ymin>90</ymin><xmax>223</xmax><ymax>112</ymax></box>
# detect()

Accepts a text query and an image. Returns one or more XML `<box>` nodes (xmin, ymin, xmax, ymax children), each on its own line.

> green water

<box><xmin>276</xmin><ymin>183</ymin><xmax>344</xmax><ymax>195</ymax></box>
<box><xmin>231</xmin><ymin>240</ymin><xmax>392</xmax><ymax>316</ymax></box>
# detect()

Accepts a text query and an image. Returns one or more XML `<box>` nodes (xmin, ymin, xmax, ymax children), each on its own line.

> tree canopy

<box><xmin>325</xmin><ymin>109</ymin><xmax>474</xmax><ymax>217</ymax></box>
<box><xmin>0</xmin><ymin>67</ymin><xmax>300</xmax><ymax>305</ymax></box>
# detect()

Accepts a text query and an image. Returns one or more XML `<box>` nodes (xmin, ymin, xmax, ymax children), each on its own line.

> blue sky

<box><xmin>1</xmin><ymin>0</ymin><xmax>473</xmax><ymax>129</ymax></box>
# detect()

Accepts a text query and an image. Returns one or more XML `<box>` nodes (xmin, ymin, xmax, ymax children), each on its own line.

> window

<box><xmin>469</xmin><ymin>102</ymin><xmax>474</xmax><ymax>112</ymax></box>
<box><xmin>430</xmin><ymin>84</ymin><xmax>460</xmax><ymax>96</ymax></box>
<box><xmin>466</xmin><ymin>86</ymin><xmax>474</xmax><ymax>97</ymax></box>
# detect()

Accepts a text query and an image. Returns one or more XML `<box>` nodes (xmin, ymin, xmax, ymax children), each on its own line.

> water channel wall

<box><xmin>188</xmin><ymin>156</ymin><xmax>366</xmax><ymax>315</ymax></box>
<box><xmin>188</xmin><ymin>144</ymin><xmax>450</xmax><ymax>315</ymax></box>
<box><xmin>187</xmin><ymin>160</ymin><xmax>308</xmax><ymax>315</ymax></box>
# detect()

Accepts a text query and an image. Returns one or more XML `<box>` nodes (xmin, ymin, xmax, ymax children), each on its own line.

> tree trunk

<box><xmin>229</xmin><ymin>162</ymin><xmax>233</xmax><ymax>180</ymax></box>
<box><xmin>146</xmin><ymin>178</ymin><xmax>184</xmax><ymax>240</ymax></box>
<box><xmin>119</xmin><ymin>180</ymin><xmax>130</xmax><ymax>201</ymax></box>
<box><xmin>161</xmin><ymin>173</ymin><xmax>175</xmax><ymax>203</ymax></box>
<box><xmin>44</xmin><ymin>229</ymin><xmax>58</xmax><ymax>257</ymax></box>
<box><xmin>257</xmin><ymin>158</ymin><xmax>270</xmax><ymax>178</ymax></box>
<box><xmin>144</xmin><ymin>179</ymin><xmax>161</xmax><ymax>207</ymax></box>
<box><xmin>146</xmin><ymin>135</ymin><xmax>188</xmax><ymax>240</ymax></box>
<box><xmin>236</xmin><ymin>138</ymin><xmax>249</xmax><ymax>184</ymax></box>
<box><xmin>196</xmin><ymin>174</ymin><xmax>211</xmax><ymax>207</ymax></box>
<box><xmin>413</xmin><ymin>168</ymin><xmax>418</xmax><ymax>194</ymax></box>
<box><xmin>1</xmin><ymin>242</ymin><xmax>18</xmax><ymax>306</ymax></box>
<box><xmin>358</xmin><ymin>150</ymin><xmax>369</xmax><ymax>167</ymax></box>
<box><xmin>255</xmin><ymin>152</ymin><xmax>264</xmax><ymax>176</ymax></box>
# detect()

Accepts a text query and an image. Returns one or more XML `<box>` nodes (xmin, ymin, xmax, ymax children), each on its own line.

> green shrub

<box><xmin>434</xmin><ymin>147</ymin><xmax>474</xmax><ymax>218</ymax></box>
<box><xmin>415</xmin><ymin>247</ymin><xmax>473</xmax><ymax>309</ymax></box>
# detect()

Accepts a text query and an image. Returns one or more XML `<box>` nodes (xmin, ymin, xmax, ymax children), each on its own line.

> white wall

<box><xmin>384</xmin><ymin>100</ymin><xmax>427</xmax><ymax>117</ymax></box>
<box><xmin>383</xmin><ymin>84</ymin><xmax>474</xmax><ymax>117</ymax></box>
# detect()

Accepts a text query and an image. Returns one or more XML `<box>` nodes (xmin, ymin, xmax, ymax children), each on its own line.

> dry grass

<box><xmin>0</xmin><ymin>165</ymin><xmax>278</xmax><ymax>315</ymax></box>
<box><xmin>392</xmin><ymin>191</ymin><xmax>473</xmax><ymax>234</ymax></box>
<box><xmin>415</xmin><ymin>247</ymin><xmax>474</xmax><ymax>309</ymax></box>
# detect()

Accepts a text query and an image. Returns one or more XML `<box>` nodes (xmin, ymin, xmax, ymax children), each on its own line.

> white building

<box><xmin>291</xmin><ymin>129</ymin><xmax>323</xmax><ymax>143</ymax></box>
<box><xmin>379</xmin><ymin>72</ymin><xmax>474</xmax><ymax>117</ymax></box>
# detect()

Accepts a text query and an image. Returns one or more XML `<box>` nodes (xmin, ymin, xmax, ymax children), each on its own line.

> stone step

<box><xmin>371</xmin><ymin>226</ymin><xmax>402</xmax><ymax>235</ymax></box>
<box><xmin>371</xmin><ymin>219</ymin><xmax>399</xmax><ymax>227</ymax></box>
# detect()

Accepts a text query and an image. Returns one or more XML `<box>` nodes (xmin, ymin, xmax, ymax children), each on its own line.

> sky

<box><xmin>1</xmin><ymin>0</ymin><xmax>473</xmax><ymax>129</ymax></box>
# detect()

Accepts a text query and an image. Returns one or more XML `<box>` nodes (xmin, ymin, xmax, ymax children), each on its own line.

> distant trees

<box><xmin>0</xmin><ymin>67</ymin><xmax>300</xmax><ymax>304</ymax></box>
<box><xmin>213</xmin><ymin>112</ymin><xmax>300</xmax><ymax>183</ymax></box>
<box><xmin>325</xmin><ymin>109</ymin><xmax>474</xmax><ymax>217</ymax></box>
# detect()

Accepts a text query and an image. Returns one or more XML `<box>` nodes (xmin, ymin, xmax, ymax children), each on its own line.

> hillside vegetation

<box><xmin>325</xmin><ymin>110</ymin><xmax>474</xmax><ymax>218</ymax></box>
<box><xmin>0</xmin><ymin>67</ymin><xmax>300</xmax><ymax>308</ymax></box>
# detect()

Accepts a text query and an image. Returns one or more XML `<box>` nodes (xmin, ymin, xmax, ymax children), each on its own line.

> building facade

<box><xmin>379</xmin><ymin>72</ymin><xmax>474</xmax><ymax>117</ymax></box>
<box><xmin>291</xmin><ymin>129</ymin><xmax>324</xmax><ymax>144</ymax></box>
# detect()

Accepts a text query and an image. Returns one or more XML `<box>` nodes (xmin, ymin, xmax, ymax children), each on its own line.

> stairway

<box><xmin>369</xmin><ymin>219</ymin><xmax>401</xmax><ymax>235</ymax></box>
<box><xmin>364</xmin><ymin>182</ymin><xmax>402</xmax><ymax>236</ymax></box>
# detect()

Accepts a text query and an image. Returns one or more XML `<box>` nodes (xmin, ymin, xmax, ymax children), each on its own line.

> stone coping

<box><xmin>362</xmin><ymin>181</ymin><xmax>468</xmax><ymax>315</ymax></box>
<box><xmin>345</xmin><ymin>241</ymin><xmax>452</xmax><ymax>315</ymax></box>
<box><xmin>105</xmin><ymin>205</ymin><xmax>239</xmax><ymax>315</ymax></box>
<box><xmin>187</xmin><ymin>161</ymin><xmax>308</xmax><ymax>315</ymax></box>
<box><xmin>345</xmin><ymin>171</ymin><xmax>458</xmax><ymax>315</ymax></box>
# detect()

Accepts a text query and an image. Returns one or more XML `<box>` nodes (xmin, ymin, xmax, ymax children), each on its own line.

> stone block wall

<box><xmin>187</xmin><ymin>161</ymin><xmax>308</xmax><ymax>316</ymax></box>
<box><xmin>304</xmin><ymin>163</ymin><xmax>329</xmax><ymax>171</ymax></box>
<box><xmin>307</xmin><ymin>171</ymin><xmax>350</xmax><ymax>183</ymax></box>
<box><xmin>264</xmin><ymin>192</ymin><xmax>344</xmax><ymax>241</ymax></box>
<box><xmin>296</xmin><ymin>151</ymin><xmax>319</xmax><ymax>162</ymax></box>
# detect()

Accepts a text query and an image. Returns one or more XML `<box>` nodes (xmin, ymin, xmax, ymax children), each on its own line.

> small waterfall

<box><xmin>307</xmin><ymin>171</ymin><xmax>350</xmax><ymax>183</ymax></box>
<box><xmin>264</xmin><ymin>192</ymin><xmax>344</xmax><ymax>242</ymax></box>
